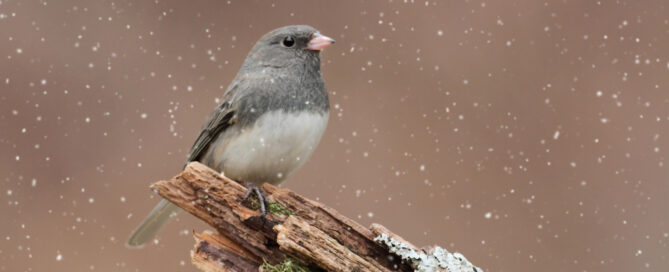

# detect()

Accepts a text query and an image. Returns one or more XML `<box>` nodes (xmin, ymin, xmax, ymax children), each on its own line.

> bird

<box><xmin>126</xmin><ymin>25</ymin><xmax>334</xmax><ymax>248</ymax></box>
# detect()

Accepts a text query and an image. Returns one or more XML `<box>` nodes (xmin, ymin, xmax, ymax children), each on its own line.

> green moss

<box><xmin>244</xmin><ymin>197</ymin><xmax>293</xmax><ymax>217</ymax></box>
<box><xmin>262</xmin><ymin>258</ymin><xmax>312</xmax><ymax>272</ymax></box>
<box><xmin>268</xmin><ymin>201</ymin><xmax>294</xmax><ymax>216</ymax></box>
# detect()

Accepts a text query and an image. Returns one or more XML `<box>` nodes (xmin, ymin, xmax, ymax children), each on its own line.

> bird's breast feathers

<box><xmin>208</xmin><ymin>110</ymin><xmax>329</xmax><ymax>185</ymax></box>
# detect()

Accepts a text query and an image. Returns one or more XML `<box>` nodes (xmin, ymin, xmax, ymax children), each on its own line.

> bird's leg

<box><xmin>242</xmin><ymin>182</ymin><xmax>269</xmax><ymax>219</ymax></box>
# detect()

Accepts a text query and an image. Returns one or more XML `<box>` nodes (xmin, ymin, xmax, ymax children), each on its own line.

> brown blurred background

<box><xmin>2</xmin><ymin>0</ymin><xmax>669</xmax><ymax>271</ymax></box>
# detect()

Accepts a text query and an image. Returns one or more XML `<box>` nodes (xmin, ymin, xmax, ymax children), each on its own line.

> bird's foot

<box><xmin>242</xmin><ymin>182</ymin><xmax>270</xmax><ymax>219</ymax></box>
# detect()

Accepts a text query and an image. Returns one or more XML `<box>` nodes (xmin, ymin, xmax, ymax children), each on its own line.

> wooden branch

<box><xmin>151</xmin><ymin>162</ymin><xmax>482</xmax><ymax>272</ymax></box>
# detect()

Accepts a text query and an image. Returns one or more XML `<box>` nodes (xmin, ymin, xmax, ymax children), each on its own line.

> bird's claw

<box><xmin>242</xmin><ymin>182</ymin><xmax>270</xmax><ymax>220</ymax></box>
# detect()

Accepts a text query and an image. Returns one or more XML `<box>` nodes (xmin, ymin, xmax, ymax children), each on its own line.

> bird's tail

<box><xmin>126</xmin><ymin>199</ymin><xmax>180</xmax><ymax>248</ymax></box>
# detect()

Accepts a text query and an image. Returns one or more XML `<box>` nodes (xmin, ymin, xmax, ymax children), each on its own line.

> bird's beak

<box><xmin>307</xmin><ymin>33</ymin><xmax>335</xmax><ymax>51</ymax></box>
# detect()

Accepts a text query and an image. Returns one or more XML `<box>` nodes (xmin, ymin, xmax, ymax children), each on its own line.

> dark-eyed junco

<box><xmin>126</xmin><ymin>25</ymin><xmax>334</xmax><ymax>247</ymax></box>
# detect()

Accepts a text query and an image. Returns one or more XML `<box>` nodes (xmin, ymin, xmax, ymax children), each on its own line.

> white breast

<box><xmin>212</xmin><ymin>110</ymin><xmax>328</xmax><ymax>185</ymax></box>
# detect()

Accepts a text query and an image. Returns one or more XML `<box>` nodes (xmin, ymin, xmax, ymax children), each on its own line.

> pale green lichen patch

<box><xmin>374</xmin><ymin>233</ymin><xmax>483</xmax><ymax>272</ymax></box>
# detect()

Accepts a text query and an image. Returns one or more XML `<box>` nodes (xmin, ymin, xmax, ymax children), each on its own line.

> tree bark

<box><xmin>151</xmin><ymin>162</ymin><xmax>482</xmax><ymax>272</ymax></box>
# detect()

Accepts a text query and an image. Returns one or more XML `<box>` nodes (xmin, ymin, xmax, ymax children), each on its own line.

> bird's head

<box><xmin>242</xmin><ymin>25</ymin><xmax>335</xmax><ymax>71</ymax></box>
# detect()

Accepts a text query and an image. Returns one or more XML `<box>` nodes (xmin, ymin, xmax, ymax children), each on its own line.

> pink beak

<box><xmin>307</xmin><ymin>33</ymin><xmax>335</xmax><ymax>51</ymax></box>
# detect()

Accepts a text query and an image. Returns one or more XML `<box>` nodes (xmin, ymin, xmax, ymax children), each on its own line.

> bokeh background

<box><xmin>2</xmin><ymin>0</ymin><xmax>669</xmax><ymax>271</ymax></box>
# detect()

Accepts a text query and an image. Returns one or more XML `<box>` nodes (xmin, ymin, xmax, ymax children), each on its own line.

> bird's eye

<box><xmin>282</xmin><ymin>36</ymin><xmax>295</xmax><ymax>47</ymax></box>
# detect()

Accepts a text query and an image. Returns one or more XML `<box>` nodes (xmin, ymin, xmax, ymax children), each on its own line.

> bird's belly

<box><xmin>213</xmin><ymin>110</ymin><xmax>328</xmax><ymax>185</ymax></box>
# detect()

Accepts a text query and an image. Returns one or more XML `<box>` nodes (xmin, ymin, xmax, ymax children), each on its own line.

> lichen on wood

<box><xmin>374</xmin><ymin>233</ymin><xmax>483</xmax><ymax>272</ymax></box>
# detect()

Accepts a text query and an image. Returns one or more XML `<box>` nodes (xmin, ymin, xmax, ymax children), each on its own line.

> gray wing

<box><xmin>184</xmin><ymin>86</ymin><xmax>239</xmax><ymax>166</ymax></box>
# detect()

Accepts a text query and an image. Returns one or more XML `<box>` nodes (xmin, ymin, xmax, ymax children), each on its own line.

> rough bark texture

<box><xmin>152</xmin><ymin>162</ymin><xmax>480</xmax><ymax>272</ymax></box>
<box><xmin>191</xmin><ymin>231</ymin><xmax>260</xmax><ymax>272</ymax></box>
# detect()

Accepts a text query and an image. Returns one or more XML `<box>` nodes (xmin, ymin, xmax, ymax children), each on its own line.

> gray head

<box><xmin>228</xmin><ymin>25</ymin><xmax>334</xmax><ymax>127</ymax></box>
<box><xmin>240</xmin><ymin>25</ymin><xmax>335</xmax><ymax>72</ymax></box>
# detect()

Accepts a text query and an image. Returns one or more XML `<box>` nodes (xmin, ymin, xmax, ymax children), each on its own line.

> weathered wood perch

<box><xmin>151</xmin><ymin>162</ymin><xmax>483</xmax><ymax>272</ymax></box>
